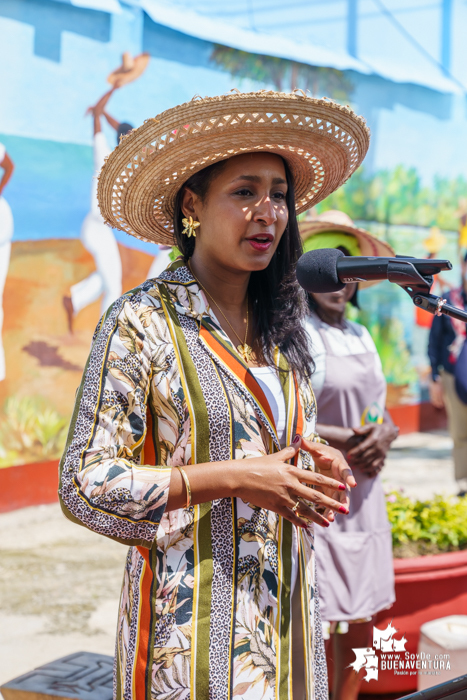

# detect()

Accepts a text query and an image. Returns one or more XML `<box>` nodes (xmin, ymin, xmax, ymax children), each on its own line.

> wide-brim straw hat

<box><xmin>107</xmin><ymin>52</ymin><xmax>150</xmax><ymax>87</ymax></box>
<box><xmin>300</xmin><ymin>210</ymin><xmax>395</xmax><ymax>288</ymax></box>
<box><xmin>97</xmin><ymin>90</ymin><xmax>370</xmax><ymax>245</ymax></box>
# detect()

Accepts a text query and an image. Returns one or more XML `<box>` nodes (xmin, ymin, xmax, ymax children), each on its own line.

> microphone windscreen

<box><xmin>296</xmin><ymin>249</ymin><xmax>346</xmax><ymax>293</ymax></box>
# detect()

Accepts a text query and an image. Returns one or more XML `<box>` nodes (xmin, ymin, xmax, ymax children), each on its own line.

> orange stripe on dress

<box><xmin>293</xmin><ymin>372</ymin><xmax>304</xmax><ymax>467</ymax></box>
<box><xmin>199</xmin><ymin>325</ymin><xmax>276</xmax><ymax>431</ymax></box>
<box><xmin>134</xmin><ymin>547</ymin><xmax>154</xmax><ymax>700</ymax></box>
<box><xmin>145</xmin><ymin>407</ymin><xmax>156</xmax><ymax>466</ymax></box>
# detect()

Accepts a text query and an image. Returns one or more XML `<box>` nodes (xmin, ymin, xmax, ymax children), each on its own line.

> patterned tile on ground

<box><xmin>0</xmin><ymin>652</ymin><xmax>113</xmax><ymax>700</ymax></box>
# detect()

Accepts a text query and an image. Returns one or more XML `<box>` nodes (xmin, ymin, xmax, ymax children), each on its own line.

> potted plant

<box><xmin>361</xmin><ymin>492</ymin><xmax>467</xmax><ymax>694</ymax></box>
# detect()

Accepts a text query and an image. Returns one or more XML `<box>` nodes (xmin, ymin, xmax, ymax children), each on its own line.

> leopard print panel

<box><xmin>158</xmin><ymin>266</ymin><xmax>192</xmax><ymax>284</ymax></box>
<box><xmin>203</xmin><ymin>345</ymin><xmax>281</xmax><ymax>452</ymax></box>
<box><xmin>178</xmin><ymin>313</ymin><xmax>235</xmax><ymax>700</ymax></box>
<box><xmin>312</xmin><ymin>574</ymin><xmax>328</xmax><ymax>700</ymax></box>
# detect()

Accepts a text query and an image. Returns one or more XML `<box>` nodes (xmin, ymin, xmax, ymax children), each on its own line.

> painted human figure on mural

<box><xmin>63</xmin><ymin>53</ymin><xmax>151</xmax><ymax>331</ymax></box>
<box><xmin>63</xmin><ymin>86</ymin><xmax>132</xmax><ymax>332</ymax></box>
<box><xmin>0</xmin><ymin>144</ymin><xmax>14</xmax><ymax>381</ymax></box>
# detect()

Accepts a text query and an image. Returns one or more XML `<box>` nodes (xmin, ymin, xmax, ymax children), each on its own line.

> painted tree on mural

<box><xmin>210</xmin><ymin>45</ymin><xmax>354</xmax><ymax>102</ymax></box>
<box><xmin>317</xmin><ymin>165</ymin><xmax>467</xmax><ymax>231</ymax></box>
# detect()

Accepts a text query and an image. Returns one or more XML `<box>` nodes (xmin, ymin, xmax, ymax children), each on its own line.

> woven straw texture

<box><xmin>97</xmin><ymin>89</ymin><xmax>370</xmax><ymax>245</ymax></box>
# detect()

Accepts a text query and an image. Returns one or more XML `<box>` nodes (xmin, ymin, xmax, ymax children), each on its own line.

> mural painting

<box><xmin>0</xmin><ymin>0</ymin><xmax>466</xmax><ymax>468</ymax></box>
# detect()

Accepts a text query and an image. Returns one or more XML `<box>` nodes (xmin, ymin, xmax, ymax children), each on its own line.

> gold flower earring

<box><xmin>181</xmin><ymin>216</ymin><xmax>200</xmax><ymax>238</ymax></box>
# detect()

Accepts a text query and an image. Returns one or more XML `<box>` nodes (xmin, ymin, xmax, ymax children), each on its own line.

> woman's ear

<box><xmin>181</xmin><ymin>188</ymin><xmax>200</xmax><ymax>220</ymax></box>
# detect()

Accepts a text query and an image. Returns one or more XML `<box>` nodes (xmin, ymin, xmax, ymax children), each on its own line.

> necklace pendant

<box><xmin>237</xmin><ymin>343</ymin><xmax>252</xmax><ymax>363</ymax></box>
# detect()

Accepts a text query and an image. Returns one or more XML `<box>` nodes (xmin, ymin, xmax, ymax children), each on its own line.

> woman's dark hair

<box><xmin>307</xmin><ymin>245</ymin><xmax>359</xmax><ymax>311</ymax></box>
<box><xmin>172</xmin><ymin>156</ymin><xmax>314</xmax><ymax>380</ymax></box>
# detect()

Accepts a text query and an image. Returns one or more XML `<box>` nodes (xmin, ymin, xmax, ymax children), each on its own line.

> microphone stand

<box><xmin>387</xmin><ymin>259</ymin><xmax>467</xmax><ymax>324</ymax></box>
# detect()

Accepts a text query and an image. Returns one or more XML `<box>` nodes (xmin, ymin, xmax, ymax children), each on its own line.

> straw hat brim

<box><xmin>300</xmin><ymin>219</ymin><xmax>395</xmax><ymax>288</ymax></box>
<box><xmin>107</xmin><ymin>53</ymin><xmax>150</xmax><ymax>87</ymax></box>
<box><xmin>97</xmin><ymin>90</ymin><xmax>370</xmax><ymax>245</ymax></box>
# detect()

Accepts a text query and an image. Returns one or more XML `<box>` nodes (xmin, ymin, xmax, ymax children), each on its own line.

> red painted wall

<box><xmin>388</xmin><ymin>402</ymin><xmax>447</xmax><ymax>435</ymax></box>
<box><xmin>0</xmin><ymin>459</ymin><xmax>59</xmax><ymax>513</ymax></box>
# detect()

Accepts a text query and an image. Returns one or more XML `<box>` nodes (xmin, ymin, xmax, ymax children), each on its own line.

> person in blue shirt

<box><xmin>428</xmin><ymin>253</ymin><xmax>467</xmax><ymax>496</ymax></box>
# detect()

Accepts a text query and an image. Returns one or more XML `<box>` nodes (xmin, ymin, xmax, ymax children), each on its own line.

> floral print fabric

<box><xmin>59</xmin><ymin>261</ymin><xmax>326</xmax><ymax>700</ymax></box>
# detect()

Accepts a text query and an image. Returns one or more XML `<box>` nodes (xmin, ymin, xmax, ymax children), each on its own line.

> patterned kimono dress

<box><xmin>59</xmin><ymin>260</ymin><xmax>327</xmax><ymax>700</ymax></box>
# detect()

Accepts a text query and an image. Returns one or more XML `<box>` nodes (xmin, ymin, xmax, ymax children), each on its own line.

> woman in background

<box><xmin>302</xmin><ymin>211</ymin><xmax>399</xmax><ymax>700</ymax></box>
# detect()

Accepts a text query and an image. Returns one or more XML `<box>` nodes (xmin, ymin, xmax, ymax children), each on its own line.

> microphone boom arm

<box><xmin>387</xmin><ymin>260</ymin><xmax>467</xmax><ymax>324</ymax></box>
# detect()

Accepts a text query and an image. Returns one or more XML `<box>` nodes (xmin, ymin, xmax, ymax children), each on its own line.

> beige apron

<box><xmin>313</xmin><ymin>323</ymin><xmax>395</xmax><ymax>621</ymax></box>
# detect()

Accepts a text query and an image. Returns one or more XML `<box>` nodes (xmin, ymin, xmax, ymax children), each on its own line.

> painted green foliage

<box><xmin>317</xmin><ymin>165</ymin><xmax>467</xmax><ymax>231</ymax></box>
<box><xmin>353</xmin><ymin>312</ymin><xmax>418</xmax><ymax>388</ymax></box>
<box><xmin>210</xmin><ymin>45</ymin><xmax>354</xmax><ymax>102</ymax></box>
<box><xmin>0</xmin><ymin>396</ymin><xmax>68</xmax><ymax>467</ymax></box>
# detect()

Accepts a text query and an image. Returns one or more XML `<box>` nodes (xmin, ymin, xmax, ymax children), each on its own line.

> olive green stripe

<box><xmin>277</xmin><ymin>351</ymin><xmax>290</xmax><ymax>437</ymax></box>
<box><xmin>158</xmin><ymin>284</ymin><xmax>212</xmax><ymax>700</ymax></box>
<box><xmin>146</xmin><ymin>547</ymin><xmax>158</xmax><ymax>700</ymax></box>
<box><xmin>276</xmin><ymin>349</ymin><xmax>290</xmax><ymax>395</ymax></box>
<box><xmin>298</xmin><ymin>537</ymin><xmax>312</xmax><ymax>700</ymax></box>
<box><xmin>115</xmin><ymin>634</ymin><xmax>123</xmax><ymax>700</ymax></box>
<box><xmin>275</xmin><ymin>349</ymin><xmax>294</xmax><ymax>698</ymax></box>
<box><xmin>278</xmin><ymin>518</ymin><xmax>293</xmax><ymax>700</ymax></box>
<box><xmin>193</xmin><ymin>502</ymin><xmax>213</xmax><ymax>697</ymax></box>
<box><xmin>158</xmin><ymin>285</ymin><xmax>211</xmax><ymax>461</ymax></box>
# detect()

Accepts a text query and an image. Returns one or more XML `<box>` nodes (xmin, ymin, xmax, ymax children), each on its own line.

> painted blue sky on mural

<box><xmin>0</xmin><ymin>0</ymin><xmax>466</xmax><ymax>244</ymax></box>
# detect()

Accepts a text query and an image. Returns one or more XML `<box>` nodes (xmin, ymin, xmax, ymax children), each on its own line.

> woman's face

<box><xmin>181</xmin><ymin>152</ymin><xmax>289</xmax><ymax>273</ymax></box>
<box><xmin>311</xmin><ymin>282</ymin><xmax>357</xmax><ymax>318</ymax></box>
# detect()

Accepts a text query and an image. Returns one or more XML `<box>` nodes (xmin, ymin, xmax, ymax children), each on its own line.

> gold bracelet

<box><xmin>176</xmin><ymin>466</ymin><xmax>192</xmax><ymax>508</ymax></box>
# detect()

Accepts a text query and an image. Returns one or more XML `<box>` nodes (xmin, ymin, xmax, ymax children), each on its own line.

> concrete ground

<box><xmin>0</xmin><ymin>431</ymin><xmax>459</xmax><ymax>692</ymax></box>
<box><xmin>382</xmin><ymin>430</ymin><xmax>457</xmax><ymax>501</ymax></box>
<box><xmin>0</xmin><ymin>504</ymin><xmax>127</xmax><ymax>689</ymax></box>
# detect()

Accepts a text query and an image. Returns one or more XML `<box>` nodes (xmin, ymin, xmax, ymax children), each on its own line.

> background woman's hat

<box><xmin>423</xmin><ymin>226</ymin><xmax>447</xmax><ymax>255</ymax></box>
<box><xmin>300</xmin><ymin>210</ymin><xmax>395</xmax><ymax>288</ymax></box>
<box><xmin>454</xmin><ymin>197</ymin><xmax>467</xmax><ymax>219</ymax></box>
<box><xmin>97</xmin><ymin>90</ymin><xmax>370</xmax><ymax>245</ymax></box>
<box><xmin>107</xmin><ymin>52</ymin><xmax>150</xmax><ymax>87</ymax></box>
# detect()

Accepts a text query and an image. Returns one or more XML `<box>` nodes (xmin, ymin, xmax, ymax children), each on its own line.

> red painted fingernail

<box><xmin>323</xmin><ymin>521</ymin><xmax>330</xmax><ymax>527</ymax></box>
<box><xmin>339</xmin><ymin>506</ymin><xmax>349</xmax><ymax>514</ymax></box>
<box><xmin>293</xmin><ymin>434</ymin><xmax>301</xmax><ymax>444</ymax></box>
<box><xmin>338</xmin><ymin>484</ymin><xmax>346</xmax><ymax>491</ymax></box>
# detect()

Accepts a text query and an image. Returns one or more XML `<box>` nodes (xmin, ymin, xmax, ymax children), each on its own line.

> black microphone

<box><xmin>296</xmin><ymin>248</ymin><xmax>452</xmax><ymax>294</ymax></box>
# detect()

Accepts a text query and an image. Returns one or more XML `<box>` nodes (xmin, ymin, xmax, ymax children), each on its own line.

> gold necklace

<box><xmin>188</xmin><ymin>263</ymin><xmax>252</xmax><ymax>363</ymax></box>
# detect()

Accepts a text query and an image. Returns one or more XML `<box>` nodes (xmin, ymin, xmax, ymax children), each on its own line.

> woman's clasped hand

<box><xmin>234</xmin><ymin>435</ymin><xmax>357</xmax><ymax>529</ymax></box>
<box><xmin>347</xmin><ymin>422</ymin><xmax>399</xmax><ymax>477</ymax></box>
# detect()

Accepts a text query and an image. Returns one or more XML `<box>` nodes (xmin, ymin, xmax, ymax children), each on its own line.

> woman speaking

<box><xmin>59</xmin><ymin>91</ymin><xmax>367</xmax><ymax>699</ymax></box>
